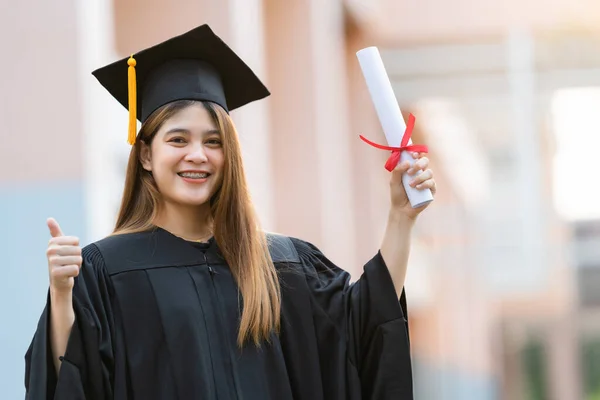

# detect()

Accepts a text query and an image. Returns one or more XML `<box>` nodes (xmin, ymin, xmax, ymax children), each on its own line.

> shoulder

<box><xmin>87</xmin><ymin>231</ymin><xmax>152</xmax><ymax>260</ymax></box>
<box><xmin>73</xmin><ymin>240</ymin><xmax>120</xmax><ymax>287</ymax></box>
<box><xmin>270</xmin><ymin>233</ymin><xmax>333</xmax><ymax>268</ymax></box>
<box><xmin>91</xmin><ymin>230</ymin><xmax>155</xmax><ymax>254</ymax></box>
<box><xmin>78</xmin><ymin>232</ymin><xmax>141</xmax><ymax>269</ymax></box>
<box><xmin>84</xmin><ymin>230</ymin><xmax>165</xmax><ymax>275</ymax></box>
<box><xmin>79</xmin><ymin>242</ymin><xmax>107</xmax><ymax>278</ymax></box>
<box><xmin>265</xmin><ymin>232</ymin><xmax>324</xmax><ymax>265</ymax></box>
<box><xmin>267</xmin><ymin>233</ymin><xmax>348</xmax><ymax>280</ymax></box>
<box><xmin>265</xmin><ymin>232</ymin><xmax>301</xmax><ymax>264</ymax></box>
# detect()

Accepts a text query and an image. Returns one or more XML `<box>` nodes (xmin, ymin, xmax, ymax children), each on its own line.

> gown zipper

<box><xmin>198</xmin><ymin>252</ymin><xmax>219</xmax><ymax>398</ymax></box>
<box><xmin>204</xmin><ymin>254</ymin><xmax>241</xmax><ymax>400</ymax></box>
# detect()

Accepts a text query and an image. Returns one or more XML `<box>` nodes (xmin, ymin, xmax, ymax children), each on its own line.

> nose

<box><xmin>184</xmin><ymin>143</ymin><xmax>208</xmax><ymax>164</ymax></box>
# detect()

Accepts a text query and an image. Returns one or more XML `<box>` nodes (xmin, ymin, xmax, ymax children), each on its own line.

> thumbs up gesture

<box><xmin>46</xmin><ymin>218</ymin><xmax>82</xmax><ymax>294</ymax></box>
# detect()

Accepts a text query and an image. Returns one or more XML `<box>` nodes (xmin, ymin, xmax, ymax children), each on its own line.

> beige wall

<box><xmin>0</xmin><ymin>0</ymin><xmax>83</xmax><ymax>183</ymax></box>
<box><xmin>264</xmin><ymin>0</ymin><xmax>361</xmax><ymax>272</ymax></box>
<box><xmin>352</xmin><ymin>0</ymin><xmax>600</xmax><ymax>44</ymax></box>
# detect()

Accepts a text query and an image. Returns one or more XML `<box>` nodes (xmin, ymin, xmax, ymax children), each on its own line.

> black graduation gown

<box><xmin>25</xmin><ymin>228</ymin><xmax>413</xmax><ymax>399</ymax></box>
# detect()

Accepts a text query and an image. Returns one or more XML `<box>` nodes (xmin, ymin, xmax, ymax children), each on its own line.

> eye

<box><xmin>205</xmin><ymin>138</ymin><xmax>222</xmax><ymax>147</ymax></box>
<box><xmin>168</xmin><ymin>137</ymin><xmax>187</xmax><ymax>144</ymax></box>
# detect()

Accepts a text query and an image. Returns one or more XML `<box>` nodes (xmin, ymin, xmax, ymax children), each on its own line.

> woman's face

<box><xmin>141</xmin><ymin>103</ymin><xmax>224</xmax><ymax>208</ymax></box>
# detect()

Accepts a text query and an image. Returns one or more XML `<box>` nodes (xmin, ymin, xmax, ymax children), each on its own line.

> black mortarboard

<box><xmin>91</xmin><ymin>24</ymin><xmax>270</xmax><ymax>144</ymax></box>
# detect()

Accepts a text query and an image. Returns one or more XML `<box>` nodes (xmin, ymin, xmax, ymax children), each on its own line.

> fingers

<box><xmin>415</xmin><ymin>178</ymin><xmax>436</xmax><ymax>192</ymax></box>
<box><xmin>50</xmin><ymin>265</ymin><xmax>80</xmax><ymax>280</ymax></box>
<box><xmin>47</xmin><ymin>242</ymin><xmax>83</xmax><ymax>267</ymax></box>
<box><xmin>47</xmin><ymin>243</ymin><xmax>82</xmax><ymax>266</ymax></box>
<box><xmin>410</xmin><ymin>170</ymin><xmax>436</xmax><ymax>194</ymax></box>
<box><xmin>47</xmin><ymin>218</ymin><xmax>64</xmax><ymax>238</ymax></box>
<box><xmin>49</xmin><ymin>236</ymin><xmax>80</xmax><ymax>246</ymax></box>
<box><xmin>407</xmin><ymin>156</ymin><xmax>429</xmax><ymax>176</ymax></box>
<box><xmin>47</xmin><ymin>244</ymin><xmax>81</xmax><ymax>256</ymax></box>
<box><xmin>48</xmin><ymin>255</ymin><xmax>83</xmax><ymax>266</ymax></box>
<box><xmin>409</xmin><ymin>168</ymin><xmax>433</xmax><ymax>187</ymax></box>
<box><xmin>47</xmin><ymin>246</ymin><xmax>82</xmax><ymax>289</ymax></box>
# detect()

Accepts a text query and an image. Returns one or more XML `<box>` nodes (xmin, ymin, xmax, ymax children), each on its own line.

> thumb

<box><xmin>390</xmin><ymin>160</ymin><xmax>411</xmax><ymax>186</ymax></box>
<box><xmin>47</xmin><ymin>217</ymin><xmax>64</xmax><ymax>238</ymax></box>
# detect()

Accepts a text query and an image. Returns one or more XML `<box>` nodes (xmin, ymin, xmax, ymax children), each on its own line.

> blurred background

<box><xmin>1</xmin><ymin>0</ymin><xmax>599</xmax><ymax>399</ymax></box>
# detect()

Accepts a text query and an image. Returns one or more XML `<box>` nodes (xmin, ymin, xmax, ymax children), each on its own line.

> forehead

<box><xmin>161</xmin><ymin>103</ymin><xmax>217</xmax><ymax>131</ymax></box>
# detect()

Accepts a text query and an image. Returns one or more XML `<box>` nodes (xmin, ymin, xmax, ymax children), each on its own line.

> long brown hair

<box><xmin>113</xmin><ymin>100</ymin><xmax>281</xmax><ymax>346</ymax></box>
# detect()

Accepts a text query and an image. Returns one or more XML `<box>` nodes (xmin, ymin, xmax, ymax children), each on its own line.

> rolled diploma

<box><xmin>356</xmin><ymin>46</ymin><xmax>434</xmax><ymax>208</ymax></box>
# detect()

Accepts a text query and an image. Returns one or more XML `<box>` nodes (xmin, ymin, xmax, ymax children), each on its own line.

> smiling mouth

<box><xmin>177</xmin><ymin>172</ymin><xmax>210</xmax><ymax>179</ymax></box>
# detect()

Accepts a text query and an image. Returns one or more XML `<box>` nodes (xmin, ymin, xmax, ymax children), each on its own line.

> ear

<box><xmin>139</xmin><ymin>141</ymin><xmax>153</xmax><ymax>172</ymax></box>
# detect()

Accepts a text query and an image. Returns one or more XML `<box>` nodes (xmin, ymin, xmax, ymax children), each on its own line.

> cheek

<box><xmin>211</xmin><ymin>150</ymin><xmax>225</xmax><ymax>171</ymax></box>
<box><xmin>150</xmin><ymin>147</ymin><xmax>178</xmax><ymax>170</ymax></box>
<box><xmin>149</xmin><ymin>150</ymin><xmax>180</xmax><ymax>185</ymax></box>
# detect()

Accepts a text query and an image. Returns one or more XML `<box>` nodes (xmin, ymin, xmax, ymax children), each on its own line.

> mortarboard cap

<box><xmin>92</xmin><ymin>24</ymin><xmax>270</xmax><ymax>145</ymax></box>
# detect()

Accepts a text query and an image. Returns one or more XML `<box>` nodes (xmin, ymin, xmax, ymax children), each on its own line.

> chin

<box><xmin>162</xmin><ymin>186</ymin><xmax>216</xmax><ymax>208</ymax></box>
<box><xmin>174</xmin><ymin>193</ymin><xmax>210</xmax><ymax>206</ymax></box>
<box><xmin>176</xmin><ymin>196</ymin><xmax>212</xmax><ymax>207</ymax></box>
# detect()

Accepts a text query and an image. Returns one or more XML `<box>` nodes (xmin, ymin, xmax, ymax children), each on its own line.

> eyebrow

<box><xmin>164</xmin><ymin>128</ymin><xmax>221</xmax><ymax>136</ymax></box>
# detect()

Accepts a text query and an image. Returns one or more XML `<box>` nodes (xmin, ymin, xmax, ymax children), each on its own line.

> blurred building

<box><xmin>2</xmin><ymin>0</ymin><xmax>600</xmax><ymax>399</ymax></box>
<box><xmin>572</xmin><ymin>219</ymin><xmax>600</xmax><ymax>399</ymax></box>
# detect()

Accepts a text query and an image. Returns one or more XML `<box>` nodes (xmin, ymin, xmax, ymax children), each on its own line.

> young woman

<box><xmin>25</xmin><ymin>24</ymin><xmax>436</xmax><ymax>400</ymax></box>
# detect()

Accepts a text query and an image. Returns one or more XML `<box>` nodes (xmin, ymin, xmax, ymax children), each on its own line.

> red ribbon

<box><xmin>359</xmin><ymin>113</ymin><xmax>428</xmax><ymax>172</ymax></box>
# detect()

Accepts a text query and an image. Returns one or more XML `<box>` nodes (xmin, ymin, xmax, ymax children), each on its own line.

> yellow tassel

<box><xmin>127</xmin><ymin>55</ymin><xmax>137</xmax><ymax>145</ymax></box>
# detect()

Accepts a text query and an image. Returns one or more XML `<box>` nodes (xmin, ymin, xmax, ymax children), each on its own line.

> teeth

<box><xmin>179</xmin><ymin>172</ymin><xmax>209</xmax><ymax>179</ymax></box>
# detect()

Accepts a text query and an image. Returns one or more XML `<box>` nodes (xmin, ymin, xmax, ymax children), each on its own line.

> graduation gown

<box><xmin>25</xmin><ymin>227</ymin><xmax>413</xmax><ymax>399</ymax></box>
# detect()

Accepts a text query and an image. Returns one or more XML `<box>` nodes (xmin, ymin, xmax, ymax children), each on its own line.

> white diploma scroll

<box><xmin>356</xmin><ymin>46</ymin><xmax>434</xmax><ymax>208</ymax></box>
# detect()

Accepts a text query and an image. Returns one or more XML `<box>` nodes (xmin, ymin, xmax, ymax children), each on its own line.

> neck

<box><xmin>154</xmin><ymin>201</ymin><xmax>213</xmax><ymax>241</ymax></box>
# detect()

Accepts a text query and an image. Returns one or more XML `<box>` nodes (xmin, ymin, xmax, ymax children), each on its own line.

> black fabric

<box><xmin>91</xmin><ymin>24</ymin><xmax>270</xmax><ymax>121</ymax></box>
<box><xmin>25</xmin><ymin>228</ymin><xmax>413</xmax><ymax>399</ymax></box>
<box><xmin>140</xmin><ymin>59</ymin><xmax>226</xmax><ymax>121</ymax></box>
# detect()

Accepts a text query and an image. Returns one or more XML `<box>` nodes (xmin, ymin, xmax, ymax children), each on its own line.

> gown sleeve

<box><xmin>24</xmin><ymin>244</ymin><xmax>114</xmax><ymax>400</ymax></box>
<box><xmin>291</xmin><ymin>238</ymin><xmax>413</xmax><ymax>400</ymax></box>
